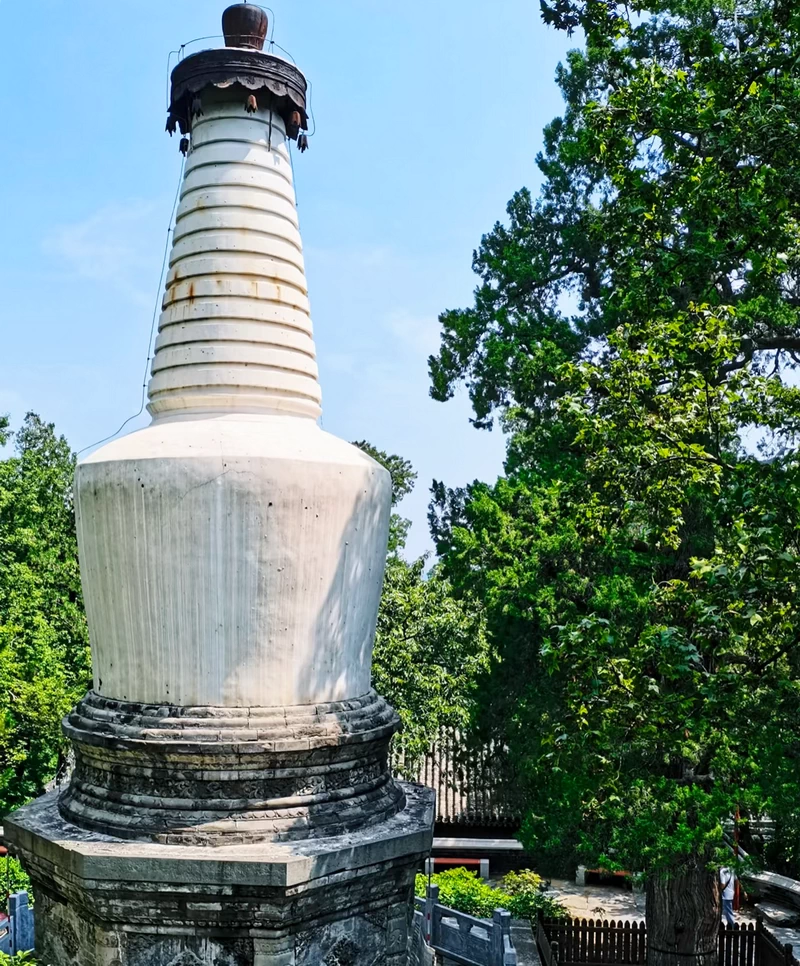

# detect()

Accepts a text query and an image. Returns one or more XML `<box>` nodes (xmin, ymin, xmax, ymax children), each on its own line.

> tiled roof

<box><xmin>394</xmin><ymin>729</ymin><xmax>519</xmax><ymax>827</ymax></box>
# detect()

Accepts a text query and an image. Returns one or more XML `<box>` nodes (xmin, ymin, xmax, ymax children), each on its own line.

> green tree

<box><xmin>354</xmin><ymin>442</ymin><xmax>490</xmax><ymax>767</ymax></box>
<box><xmin>429</xmin><ymin>2</ymin><xmax>800</xmax><ymax>963</ymax></box>
<box><xmin>352</xmin><ymin>441</ymin><xmax>417</xmax><ymax>553</ymax></box>
<box><xmin>0</xmin><ymin>414</ymin><xmax>91</xmax><ymax>815</ymax></box>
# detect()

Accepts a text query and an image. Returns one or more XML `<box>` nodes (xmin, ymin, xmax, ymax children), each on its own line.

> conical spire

<box><xmin>150</xmin><ymin>85</ymin><xmax>318</xmax><ymax>419</ymax></box>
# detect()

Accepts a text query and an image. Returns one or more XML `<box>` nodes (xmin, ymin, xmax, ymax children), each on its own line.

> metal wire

<box><xmin>176</xmin><ymin>34</ymin><xmax>225</xmax><ymax>62</ymax></box>
<box><xmin>307</xmin><ymin>82</ymin><xmax>317</xmax><ymax>138</ymax></box>
<box><xmin>77</xmin><ymin>156</ymin><xmax>186</xmax><ymax>457</ymax></box>
<box><xmin>166</xmin><ymin>36</ymin><xmax>224</xmax><ymax>110</ymax></box>
<box><xmin>268</xmin><ymin>40</ymin><xmax>296</xmax><ymax>64</ymax></box>
<box><xmin>255</xmin><ymin>6</ymin><xmax>277</xmax><ymax>44</ymax></box>
<box><xmin>165</xmin><ymin>48</ymin><xmax>180</xmax><ymax>109</ymax></box>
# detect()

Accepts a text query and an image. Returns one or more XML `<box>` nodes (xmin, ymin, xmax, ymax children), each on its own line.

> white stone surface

<box><xmin>75</xmin><ymin>88</ymin><xmax>392</xmax><ymax>708</ymax></box>
<box><xmin>77</xmin><ymin>416</ymin><xmax>390</xmax><ymax>707</ymax></box>
<box><xmin>149</xmin><ymin>99</ymin><xmax>321</xmax><ymax>420</ymax></box>
<box><xmin>432</xmin><ymin>838</ymin><xmax>524</xmax><ymax>852</ymax></box>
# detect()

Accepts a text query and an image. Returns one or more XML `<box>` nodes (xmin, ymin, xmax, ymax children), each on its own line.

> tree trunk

<box><xmin>646</xmin><ymin>864</ymin><xmax>720</xmax><ymax>966</ymax></box>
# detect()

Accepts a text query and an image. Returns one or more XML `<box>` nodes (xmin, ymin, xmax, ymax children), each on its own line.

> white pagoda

<box><xmin>6</xmin><ymin>6</ymin><xmax>433</xmax><ymax>964</ymax></box>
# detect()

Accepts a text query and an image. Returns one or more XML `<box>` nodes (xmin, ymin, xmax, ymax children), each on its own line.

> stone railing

<box><xmin>0</xmin><ymin>891</ymin><xmax>34</xmax><ymax>956</ymax></box>
<box><xmin>412</xmin><ymin>884</ymin><xmax>517</xmax><ymax>966</ymax></box>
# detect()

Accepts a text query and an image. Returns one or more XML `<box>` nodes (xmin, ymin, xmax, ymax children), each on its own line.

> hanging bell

<box><xmin>297</xmin><ymin>134</ymin><xmax>309</xmax><ymax>153</ymax></box>
<box><xmin>288</xmin><ymin>110</ymin><xmax>302</xmax><ymax>138</ymax></box>
<box><xmin>166</xmin><ymin>114</ymin><xmax>178</xmax><ymax>136</ymax></box>
<box><xmin>179</xmin><ymin>136</ymin><xmax>190</xmax><ymax>156</ymax></box>
<box><xmin>191</xmin><ymin>96</ymin><xmax>204</xmax><ymax>119</ymax></box>
<box><xmin>245</xmin><ymin>94</ymin><xmax>258</xmax><ymax>113</ymax></box>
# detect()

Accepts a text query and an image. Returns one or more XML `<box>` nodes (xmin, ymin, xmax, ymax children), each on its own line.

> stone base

<box><xmin>5</xmin><ymin>784</ymin><xmax>434</xmax><ymax>966</ymax></box>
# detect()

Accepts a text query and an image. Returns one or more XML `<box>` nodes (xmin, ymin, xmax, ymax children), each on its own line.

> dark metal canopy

<box><xmin>166</xmin><ymin>46</ymin><xmax>308</xmax><ymax>141</ymax></box>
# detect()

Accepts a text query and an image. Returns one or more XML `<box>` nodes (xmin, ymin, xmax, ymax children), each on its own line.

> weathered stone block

<box><xmin>6</xmin><ymin>784</ymin><xmax>434</xmax><ymax>966</ymax></box>
<box><xmin>59</xmin><ymin>691</ymin><xmax>403</xmax><ymax>845</ymax></box>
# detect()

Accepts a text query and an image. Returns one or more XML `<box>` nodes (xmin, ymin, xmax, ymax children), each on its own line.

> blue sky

<box><xmin>0</xmin><ymin>0</ymin><xmax>573</xmax><ymax>559</ymax></box>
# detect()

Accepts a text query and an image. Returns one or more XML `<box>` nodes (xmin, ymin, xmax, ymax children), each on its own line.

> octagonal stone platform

<box><xmin>6</xmin><ymin>783</ymin><xmax>433</xmax><ymax>966</ymax></box>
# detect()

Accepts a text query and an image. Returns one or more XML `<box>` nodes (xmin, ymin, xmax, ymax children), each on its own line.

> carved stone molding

<box><xmin>59</xmin><ymin>690</ymin><xmax>405</xmax><ymax>844</ymax></box>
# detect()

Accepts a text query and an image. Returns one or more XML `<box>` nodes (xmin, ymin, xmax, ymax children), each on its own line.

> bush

<box><xmin>415</xmin><ymin>867</ymin><xmax>567</xmax><ymax>923</ymax></box>
<box><xmin>500</xmin><ymin>870</ymin><xmax>545</xmax><ymax>921</ymax></box>
<box><xmin>0</xmin><ymin>954</ymin><xmax>37</xmax><ymax>964</ymax></box>
<box><xmin>415</xmin><ymin>868</ymin><xmax>501</xmax><ymax>918</ymax></box>
<box><xmin>3</xmin><ymin>859</ymin><xmax>32</xmax><ymax>900</ymax></box>
<box><xmin>501</xmin><ymin>870</ymin><xmax>543</xmax><ymax>894</ymax></box>
<box><xmin>499</xmin><ymin>870</ymin><xmax>567</xmax><ymax>920</ymax></box>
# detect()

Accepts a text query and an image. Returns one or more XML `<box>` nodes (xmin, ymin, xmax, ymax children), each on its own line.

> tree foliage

<box><xmin>355</xmin><ymin>442</ymin><xmax>490</xmax><ymax>767</ymax></box>
<box><xmin>429</xmin><ymin>0</ymin><xmax>800</xmax><ymax>913</ymax></box>
<box><xmin>353</xmin><ymin>440</ymin><xmax>417</xmax><ymax>553</ymax></box>
<box><xmin>373</xmin><ymin>553</ymin><xmax>490</xmax><ymax>767</ymax></box>
<box><xmin>0</xmin><ymin>414</ymin><xmax>91</xmax><ymax>815</ymax></box>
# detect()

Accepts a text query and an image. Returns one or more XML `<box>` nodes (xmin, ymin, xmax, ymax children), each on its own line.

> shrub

<box><xmin>415</xmin><ymin>868</ymin><xmax>501</xmax><ymax>918</ymax></box>
<box><xmin>3</xmin><ymin>859</ymin><xmax>32</xmax><ymax>900</ymax></box>
<box><xmin>499</xmin><ymin>870</ymin><xmax>566</xmax><ymax>920</ymax></box>
<box><xmin>415</xmin><ymin>867</ymin><xmax>567</xmax><ymax>922</ymax></box>
<box><xmin>501</xmin><ymin>870</ymin><xmax>543</xmax><ymax>895</ymax></box>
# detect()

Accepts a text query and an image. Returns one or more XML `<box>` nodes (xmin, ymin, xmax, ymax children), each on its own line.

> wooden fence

<box><xmin>536</xmin><ymin>912</ymin><xmax>560</xmax><ymax>966</ymax></box>
<box><xmin>538</xmin><ymin>915</ymin><xmax>797</xmax><ymax>966</ymax></box>
<box><xmin>539</xmin><ymin>915</ymin><xmax>646</xmax><ymax>966</ymax></box>
<box><xmin>719</xmin><ymin>921</ymin><xmax>758</xmax><ymax>966</ymax></box>
<box><xmin>759</xmin><ymin>921</ymin><xmax>797</xmax><ymax>966</ymax></box>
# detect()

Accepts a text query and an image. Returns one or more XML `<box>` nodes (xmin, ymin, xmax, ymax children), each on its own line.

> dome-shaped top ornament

<box><xmin>222</xmin><ymin>3</ymin><xmax>268</xmax><ymax>50</ymax></box>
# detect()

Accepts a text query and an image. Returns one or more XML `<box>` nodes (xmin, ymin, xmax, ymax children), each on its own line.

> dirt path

<box><xmin>546</xmin><ymin>879</ymin><xmax>646</xmax><ymax>921</ymax></box>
